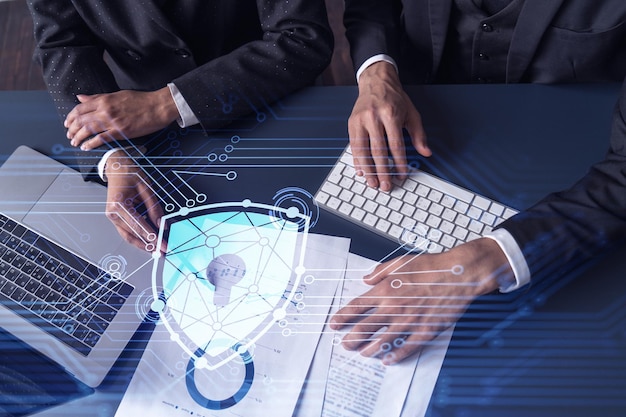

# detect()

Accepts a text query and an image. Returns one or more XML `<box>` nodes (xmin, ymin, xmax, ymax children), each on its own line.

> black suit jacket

<box><xmin>344</xmin><ymin>0</ymin><xmax>626</xmax><ymax>282</ymax></box>
<box><xmin>344</xmin><ymin>0</ymin><xmax>626</xmax><ymax>83</ymax></box>
<box><xmin>27</xmin><ymin>0</ymin><xmax>333</xmax><ymax>176</ymax></box>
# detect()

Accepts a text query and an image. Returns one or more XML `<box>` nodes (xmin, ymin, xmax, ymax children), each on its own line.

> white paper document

<box><xmin>114</xmin><ymin>233</ymin><xmax>350</xmax><ymax>417</ymax></box>
<box><xmin>295</xmin><ymin>253</ymin><xmax>452</xmax><ymax>417</ymax></box>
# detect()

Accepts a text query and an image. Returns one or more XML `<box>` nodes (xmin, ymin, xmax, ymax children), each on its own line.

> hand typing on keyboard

<box><xmin>348</xmin><ymin>61</ymin><xmax>431</xmax><ymax>192</ymax></box>
<box><xmin>329</xmin><ymin>237</ymin><xmax>514</xmax><ymax>364</ymax></box>
<box><xmin>315</xmin><ymin>145</ymin><xmax>517</xmax><ymax>254</ymax></box>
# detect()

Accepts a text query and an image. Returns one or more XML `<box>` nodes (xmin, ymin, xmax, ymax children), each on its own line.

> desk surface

<box><xmin>0</xmin><ymin>84</ymin><xmax>625</xmax><ymax>417</ymax></box>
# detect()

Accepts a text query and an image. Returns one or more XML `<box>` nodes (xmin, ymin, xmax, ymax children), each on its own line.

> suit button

<box><xmin>481</xmin><ymin>23</ymin><xmax>493</xmax><ymax>32</ymax></box>
<box><xmin>174</xmin><ymin>49</ymin><xmax>191</xmax><ymax>58</ymax></box>
<box><xmin>478</xmin><ymin>53</ymin><xmax>489</xmax><ymax>60</ymax></box>
<box><xmin>125</xmin><ymin>50</ymin><xmax>142</xmax><ymax>60</ymax></box>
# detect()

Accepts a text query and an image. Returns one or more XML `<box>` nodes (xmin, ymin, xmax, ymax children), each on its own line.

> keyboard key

<box><xmin>321</xmin><ymin>181</ymin><xmax>341</xmax><ymax>196</ymax></box>
<box><xmin>388</xmin><ymin>211</ymin><xmax>403</xmax><ymax>225</ymax></box>
<box><xmin>472</xmin><ymin>195</ymin><xmax>492</xmax><ymax>211</ymax></box>
<box><xmin>350</xmin><ymin>207</ymin><xmax>366</xmax><ymax>221</ymax></box>
<box><xmin>363</xmin><ymin>213</ymin><xmax>377</xmax><ymax>227</ymax></box>
<box><xmin>315</xmin><ymin>191</ymin><xmax>329</xmax><ymax>204</ymax></box>
<box><xmin>489</xmin><ymin>203</ymin><xmax>505</xmax><ymax>217</ymax></box>
<box><xmin>375</xmin><ymin>219</ymin><xmax>391</xmax><ymax>233</ymax></box>
<box><xmin>363</xmin><ymin>200</ymin><xmax>378</xmax><ymax>213</ymax></box>
<box><xmin>503</xmin><ymin>208</ymin><xmax>517</xmax><ymax>219</ymax></box>
<box><xmin>338</xmin><ymin>202</ymin><xmax>353</xmax><ymax>216</ymax></box>
<box><xmin>467</xmin><ymin>206</ymin><xmax>483</xmax><ymax>220</ymax></box>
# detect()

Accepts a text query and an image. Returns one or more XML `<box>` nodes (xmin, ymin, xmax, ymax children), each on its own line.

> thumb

<box><xmin>76</xmin><ymin>94</ymin><xmax>97</xmax><ymax>102</ymax></box>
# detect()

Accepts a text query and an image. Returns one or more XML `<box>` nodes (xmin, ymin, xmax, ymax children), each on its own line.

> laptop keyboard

<box><xmin>0</xmin><ymin>212</ymin><xmax>134</xmax><ymax>356</ymax></box>
<box><xmin>315</xmin><ymin>146</ymin><xmax>518</xmax><ymax>252</ymax></box>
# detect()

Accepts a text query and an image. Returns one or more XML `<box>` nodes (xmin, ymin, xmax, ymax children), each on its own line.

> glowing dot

<box><xmin>226</xmin><ymin>171</ymin><xmax>237</xmax><ymax>181</ymax></box>
<box><xmin>144</xmin><ymin>243</ymin><xmax>155</xmax><ymax>252</ymax></box>
<box><xmin>393</xmin><ymin>337</ymin><xmax>406</xmax><ymax>348</ymax></box>
<box><xmin>282</xmin><ymin>328</ymin><xmax>292</xmax><ymax>337</ymax></box>
<box><xmin>165</xmin><ymin>203</ymin><xmax>175</xmax><ymax>212</ymax></box>
<box><xmin>152</xmin><ymin>251</ymin><xmax>162</xmax><ymax>259</ymax></box>
<box><xmin>146</xmin><ymin>232</ymin><xmax>156</xmax><ymax>241</ymax></box>
<box><xmin>170</xmin><ymin>333</ymin><xmax>180</xmax><ymax>342</ymax></box>
<box><xmin>205</xmin><ymin>235</ymin><xmax>220</xmax><ymax>248</ymax></box>
<box><xmin>380</xmin><ymin>342</ymin><xmax>392</xmax><ymax>352</ymax></box>
<box><xmin>259</xmin><ymin>237</ymin><xmax>269</xmax><ymax>246</ymax></box>
<box><xmin>391</xmin><ymin>279</ymin><xmax>403</xmax><ymax>289</ymax></box>
<box><xmin>286</xmin><ymin>206</ymin><xmax>299</xmax><ymax>218</ymax></box>
<box><xmin>196</xmin><ymin>194</ymin><xmax>207</xmax><ymax>203</ymax></box>
<box><xmin>295</xmin><ymin>265</ymin><xmax>305</xmax><ymax>275</ymax></box>
<box><xmin>273</xmin><ymin>309</ymin><xmax>287</xmax><ymax>320</ymax></box>
<box><xmin>451</xmin><ymin>265</ymin><xmax>464</xmax><ymax>275</ymax></box>
<box><xmin>304</xmin><ymin>275</ymin><xmax>315</xmax><ymax>284</ymax></box>
<box><xmin>249</xmin><ymin>284</ymin><xmax>259</xmax><ymax>293</ymax></box>
<box><xmin>187</xmin><ymin>273</ymin><xmax>196</xmax><ymax>282</ymax></box>
<box><xmin>331</xmin><ymin>336</ymin><xmax>342</xmax><ymax>346</ymax></box>
<box><xmin>151</xmin><ymin>299</ymin><xmax>165</xmax><ymax>313</ymax></box>
<box><xmin>195</xmin><ymin>357</ymin><xmax>208</xmax><ymax>369</ymax></box>
<box><xmin>179</xmin><ymin>207</ymin><xmax>190</xmax><ymax>216</ymax></box>
<box><xmin>242</xmin><ymin>199</ymin><xmax>252</xmax><ymax>208</ymax></box>
<box><xmin>186</xmin><ymin>199</ymin><xmax>195</xmax><ymax>207</ymax></box>
<box><xmin>212</xmin><ymin>322</ymin><xmax>222</xmax><ymax>331</ymax></box>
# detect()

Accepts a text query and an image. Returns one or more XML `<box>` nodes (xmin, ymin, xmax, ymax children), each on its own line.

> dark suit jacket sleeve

<box><xmin>343</xmin><ymin>0</ymin><xmax>403</xmax><ymax>72</ymax></box>
<box><xmin>172</xmin><ymin>0</ymin><xmax>333</xmax><ymax>131</ymax></box>
<box><xmin>27</xmin><ymin>0</ymin><xmax>124</xmax><ymax>180</ymax></box>
<box><xmin>496</xmin><ymin>80</ymin><xmax>626</xmax><ymax>282</ymax></box>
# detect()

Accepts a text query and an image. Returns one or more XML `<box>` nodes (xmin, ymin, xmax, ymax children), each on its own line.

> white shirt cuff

<box><xmin>167</xmin><ymin>82</ymin><xmax>200</xmax><ymax>128</ymax></box>
<box><xmin>356</xmin><ymin>54</ymin><xmax>399</xmax><ymax>84</ymax></box>
<box><xmin>483</xmin><ymin>228</ymin><xmax>531</xmax><ymax>293</ymax></box>
<box><xmin>97</xmin><ymin>147</ymin><xmax>127</xmax><ymax>182</ymax></box>
<box><xmin>97</xmin><ymin>146</ymin><xmax>146</xmax><ymax>182</ymax></box>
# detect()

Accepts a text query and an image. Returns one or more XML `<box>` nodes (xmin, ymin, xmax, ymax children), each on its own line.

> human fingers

<box><xmin>76</xmin><ymin>129</ymin><xmax>125</xmax><ymax>150</ymax></box>
<box><xmin>348</xmin><ymin>117</ymin><xmax>380</xmax><ymax>189</ymax></box>
<box><xmin>368</xmin><ymin>132</ymin><xmax>394</xmax><ymax>192</ymax></box>
<box><xmin>381</xmin><ymin>121</ymin><xmax>409</xmax><ymax>182</ymax></box>
<box><xmin>135</xmin><ymin>177</ymin><xmax>167</xmax><ymax>254</ymax></box>
<box><xmin>105</xmin><ymin>194</ymin><xmax>161</xmax><ymax>253</ymax></box>
<box><xmin>329</xmin><ymin>292</ymin><xmax>378</xmax><ymax>330</ymax></box>
<box><xmin>363</xmin><ymin>254</ymin><xmax>414</xmax><ymax>285</ymax></box>
<box><xmin>405</xmin><ymin>102</ymin><xmax>431</xmax><ymax>158</ymax></box>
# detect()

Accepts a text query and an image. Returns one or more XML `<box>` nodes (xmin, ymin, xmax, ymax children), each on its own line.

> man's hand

<box><xmin>349</xmin><ymin>61</ymin><xmax>432</xmax><ymax>192</ymax></box>
<box><xmin>329</xmin><ymin>238</ymin><xmax>514</xmax><ymax>365</ymax></box>
<box><xmin>104</xmin><ymin>151</ymin><xmax>166</xmax><ymax>254</ymax></box>
<box><xmin>65</xmin><ymin>87</ymin><xmax>179</xmax><ymax>150</ymax></box>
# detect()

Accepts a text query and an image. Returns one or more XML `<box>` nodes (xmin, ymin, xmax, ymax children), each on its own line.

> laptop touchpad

<box><xmin>22</xmin><ymin>169</ymin><xmax>126</xmax><ymax>265</ymax></box>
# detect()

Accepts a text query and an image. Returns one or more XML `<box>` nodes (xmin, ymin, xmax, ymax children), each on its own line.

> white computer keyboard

<box><xmin>314</xmin><ymin>146</ymin><xmax>518</xmax><ymax>252</ymax></box>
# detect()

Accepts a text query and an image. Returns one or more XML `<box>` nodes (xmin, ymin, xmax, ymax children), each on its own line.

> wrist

<box><xmin>452</xmin><ymin>238</ymin><xmax>515</xmax><ymax>296</ymax></box>
<box><xmin>154</xmin><ymin>86</ymin><xmax>180</xmax><ymax>125</ymax></box>
<box><xmin>358</xmin><ymin>61</ymin><xmax>402</xmax><ymax>90</ymax></box>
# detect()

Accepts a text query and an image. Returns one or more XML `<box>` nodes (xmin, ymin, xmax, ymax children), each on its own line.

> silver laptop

<box><xmin>0</xmin><ymin>145</ymin><xmax>152</xmax><ymax>388</ymax></box>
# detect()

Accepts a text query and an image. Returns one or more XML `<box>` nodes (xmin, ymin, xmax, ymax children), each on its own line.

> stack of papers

<box><xmin>114</xmin><ymin>234</ymin><xmax>450</xmax><ymax>417</ymax></box>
